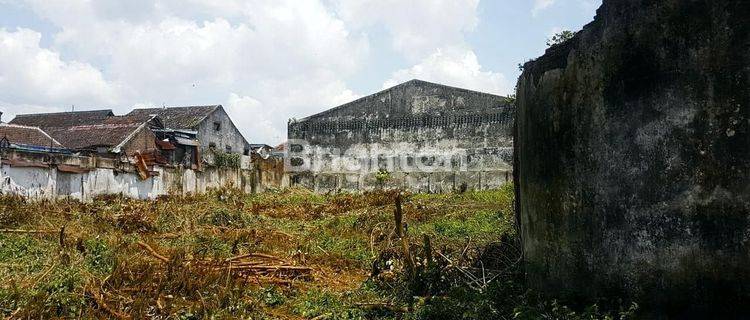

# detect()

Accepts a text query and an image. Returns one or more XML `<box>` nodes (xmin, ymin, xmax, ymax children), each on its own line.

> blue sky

<box><xmin>0</xmin><ymin>0</ymin><xmax>600</xmax><ymax>144</ymax></box>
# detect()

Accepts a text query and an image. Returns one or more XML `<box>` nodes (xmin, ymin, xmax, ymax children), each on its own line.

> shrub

<box><xmin>214</xmin><ymin>151</ymin><xmax>241</xmax><ymax>168</ymax></box>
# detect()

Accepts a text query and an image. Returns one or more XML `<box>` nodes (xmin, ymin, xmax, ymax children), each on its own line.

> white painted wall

<box><xmin>0</xmin><ymin>164</ymin><xmax>57</xmax><ymax>199</ymax></box>
<box><xmin>0</xmin><ymin>163</ymin><xmax>253</xmax><ymax>201</ymax></box>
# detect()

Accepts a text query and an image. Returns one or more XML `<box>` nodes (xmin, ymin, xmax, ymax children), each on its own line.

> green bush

<box><xmin>214</xmin><ymin>151</ymin><xmax>241</xmax><ymax>168</ymax></box>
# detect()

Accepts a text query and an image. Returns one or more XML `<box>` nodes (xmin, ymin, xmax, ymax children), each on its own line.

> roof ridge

<box><xmin>0</xmin><ymin>123</ymin><xmax>41</xmax><ymax>129</ymax></box>
<box><xmin>191</xmin><ymin>105</ymin><xmax>221</xmax><ymax>127</ymax></box>
<box><xmin>0</xmin><ymin>123</ymin><xmax>63</xmax><ymax>147</ymax></box>
<box><xmin>294</xmin><ymin>79</ymin><xmax>506</xmax><ymax>121</ymax></box>
<box><xmin>111</xmin><ymin>115</ymin><xmax>158</xmax><ymax>153</ymax></box>
<box><xmin>131</xmin><ymin>105</ymin><xmax>220</xmax><ymax>110</ymax></box>
<box><xmin>13</xmin><ymin>109</ymin><xmax>114</xmax><ymax>117</ymax></box>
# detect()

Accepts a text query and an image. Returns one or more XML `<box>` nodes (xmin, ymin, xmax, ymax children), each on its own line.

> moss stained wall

<box><xmin>515</xmin><ymin>0</ymin><xmax>749</xmax><ymax>315</ymax></box>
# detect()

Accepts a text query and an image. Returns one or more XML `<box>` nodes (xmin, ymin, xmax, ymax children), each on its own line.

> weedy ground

<box><xmin>0</xmin><ymin>184</ymin><xmax>636</xmax><ymax>319</ymax></box>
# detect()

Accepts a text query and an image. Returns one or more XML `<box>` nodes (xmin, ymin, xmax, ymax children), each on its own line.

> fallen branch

<box><xmin>235</xmin><ymin>265</ymin><xmax>312</xmax><ymax>271</ymax></box>
<box><xmin>0</xmin><ymin>229</ymin><xmax>57</xmax><ymax>234</ymax></box>
<box><xmin>225</xmin><ymin>252</ymin><xmax>286</xmax><ymax>263</ymax></box>
<box><xmin>136</xmin><ymin>241</ymin><xmax>170</xmax><ymax>263</ymax></box>
<box><xmin>228</xmin><ymin>261</ymin><xmax>265</xmax><ymax>267</ymax></box>
<box><xmin>23</xmin><ymin>262</ymin><xmax>56</xmax><ymax>290</ymax></box>
<box><xmin>87</xmin><ymin>288</ymin><xmax>131</xmax><ymax>320</ymax></box>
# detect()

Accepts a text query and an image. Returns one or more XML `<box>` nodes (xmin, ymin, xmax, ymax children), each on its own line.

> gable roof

<box><xmin>296</xmin><ymin>79</ymin><xmax>508</xmax><ymax>121</ymax></box>
<box><xmin>10</xmin><ymin>109</ymin><xmax>115</xmax><ymax>129</ymax></box>
<box><xmin>126</xmin><ymin>105</ymin><xmax>220</xmax><ymax>129</ymax></box>
<box><xmin>46</xmin><ymin>115</ymin><xmax>161</xmax><ymax>151</ymax></box>
<box><xmin>9</xmin><ymin>109</ymin><xmax>163</xmax><ymax>151</ymax></box>
<box><xmin>0</xmin><ymin>124</ymin><xmax>64</xmax><ymax>148</ymax></box>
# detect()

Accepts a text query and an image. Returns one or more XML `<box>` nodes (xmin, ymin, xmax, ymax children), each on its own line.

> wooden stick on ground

<box><xmin>23</xmin><ymin>262</ymin><xmax>57</xmax><ymax>290</ymax></box>
<box><xmin>87</xmin><ymin>288</ymin><xmax>131</xmax><ymax>320</ymax></box>
<box><xmin>136</xmin><ymin>241</ymin><xmax>170</xmax><ymax>263</ymax></box>
<box><xmin>0</xmin><ymin>229</ymin><xmax>58</xmax><ymax>234</ymax></box>
<box><xmin>234</xmin><ymin>265</ymin><xmax>312</xmax><ymax>271</ymax></box>
<box><xmin>225</xmin><ymin>252</ymin><xmax>286</xmax><ymax>263</ymax></box>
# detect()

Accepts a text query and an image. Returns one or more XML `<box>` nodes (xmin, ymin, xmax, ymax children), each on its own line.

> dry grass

<box><xmin>0</xmin><ymin>185</ymin><xmax>516</xmax><ymax>319</ymax></box>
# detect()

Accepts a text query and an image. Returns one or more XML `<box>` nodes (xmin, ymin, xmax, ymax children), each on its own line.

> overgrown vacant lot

<box><xmin>0</xmin><ymin>185</ymin><xmax>635</xmax><ymax>319</ymax></box>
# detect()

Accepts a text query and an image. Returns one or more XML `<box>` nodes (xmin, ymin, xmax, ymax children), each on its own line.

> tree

<box><xmin>547</xmin><ymin>30</ymin><xmax>576</xmax><ymax>47</ymax></box>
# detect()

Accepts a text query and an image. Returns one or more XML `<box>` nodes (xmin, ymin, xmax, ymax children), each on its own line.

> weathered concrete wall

<box><xmin>197</xmin><ymin>106</ymin><xmax>250</xmax><ymax>155</ymax></box>
<box><xmin>292</xmin><ymin>170</ymin><xmax>512</xmax><ymax>194</ymax></box>
<box><xmin>288</xmin><ymin>80</ymin><xmax>514</xmax><ymax>192</ymax></box>
<box><xmin>0</xmin><ymin>150</ymin><xmax>260</xmax><ymax>201</ymax></box>
<box><xmin>515</xmin><ymin>0</ymin><xmax>749</xmax><ymax>315</ymax></box>
<box><xmin>1</xmin><ymin>165</ymin><xmax>57</xmax><ymax>199</ymax></box>
<box><xmin>252</xmin><ymin>155</ymin><xmax>287</xmax><ymax>193</ymax></box>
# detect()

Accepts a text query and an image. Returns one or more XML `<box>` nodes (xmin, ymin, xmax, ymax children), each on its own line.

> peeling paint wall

<box><xmin>0</xmin><ymin>165</ymin><xmax>57</xmax><ymax>199</ymax></box>
<box><xmin>0</xmin><ymin>150</ymin><xmax>257</xmax><ymax>201</ymax></box>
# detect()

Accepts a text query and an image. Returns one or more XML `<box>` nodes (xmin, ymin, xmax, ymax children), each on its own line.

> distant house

<box><xmin>248</xmin><ymin>143</ymin><xmax>273</xmax><ymax>158</ymax></box>
<box><xmin>0</xmin><ymin>123</ymin><xmax>68</xmax><ymax>153</ymax></box>
<box><xmin>127</xmin><ymin>105</ymin><xmax>250</xmax><ymax>155</ymax></box>
<box><xmin>10</xmin><ymin>110</ymin><xmax>163</xmax><ymax>155</ymax></box>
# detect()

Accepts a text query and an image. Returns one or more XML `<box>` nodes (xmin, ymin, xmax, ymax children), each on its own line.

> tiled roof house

<box><xmin>10</xmin><ymin>111</ymin><xmax>162</xmax><ymax>154</ymax></box>
<box><xmin>0</xmin><ymin>123</ymin><xmax>66</xmax><ymax>152</ymax></box>
<box><xmin>127</xmin><ymin>105</ymin><xmax>250</xmax><ymax>155</ymax></box>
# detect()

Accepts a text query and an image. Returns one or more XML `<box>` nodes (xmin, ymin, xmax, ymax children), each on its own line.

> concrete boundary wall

<box><xmin>290</xmin><ymin>169</ymin><xmax>511</xmax><ymax>193</ymax></box>
<box><xmin>0</xmin><ymin>150</ymin><xmax>286</xmax><ymax>201</ymax></box>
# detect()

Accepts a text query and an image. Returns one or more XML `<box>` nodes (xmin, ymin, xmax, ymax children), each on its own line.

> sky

<box><xmin>0</xmin><ymin>0</ymin><xmax>601</xmax><ymax>145</ymax></box>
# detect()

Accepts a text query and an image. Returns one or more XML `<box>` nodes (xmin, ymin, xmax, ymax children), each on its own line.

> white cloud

<box><xmin>1</xmin><ymin>0</ymin><xmax>507</xmax><ymax>144</ymax></box>
<box><xmin>227</xmin><ymin>75</ymin><xmax>360</xmax><ymax>143</ymax></box>
<box><xmin>383</xmin><ymin>48</ymin><xmax>512</xmax><ymax>96</ymax></box>
<box><xmin>15</xmin><ymin>0</ymin><xmax>369</xmax><ymax>144</ymax></box>
<box><xmin>335</xmin><ymin>0</ymin><xmax>479</xmax><ymax>60</ymax></box>
<box><xmin>532</xmin><ymin>0</ymin><xmax>556</xmax><ymax>16</ymax></box>
<box><xmin>225</xmin><ymin>93</ymin><xmax>283</xmax><ymax>144</ymax></box>
<box><xmin>0</xmin><ymin>28</ymin><xmax>119</xmax><ymax>111</ymax></box>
